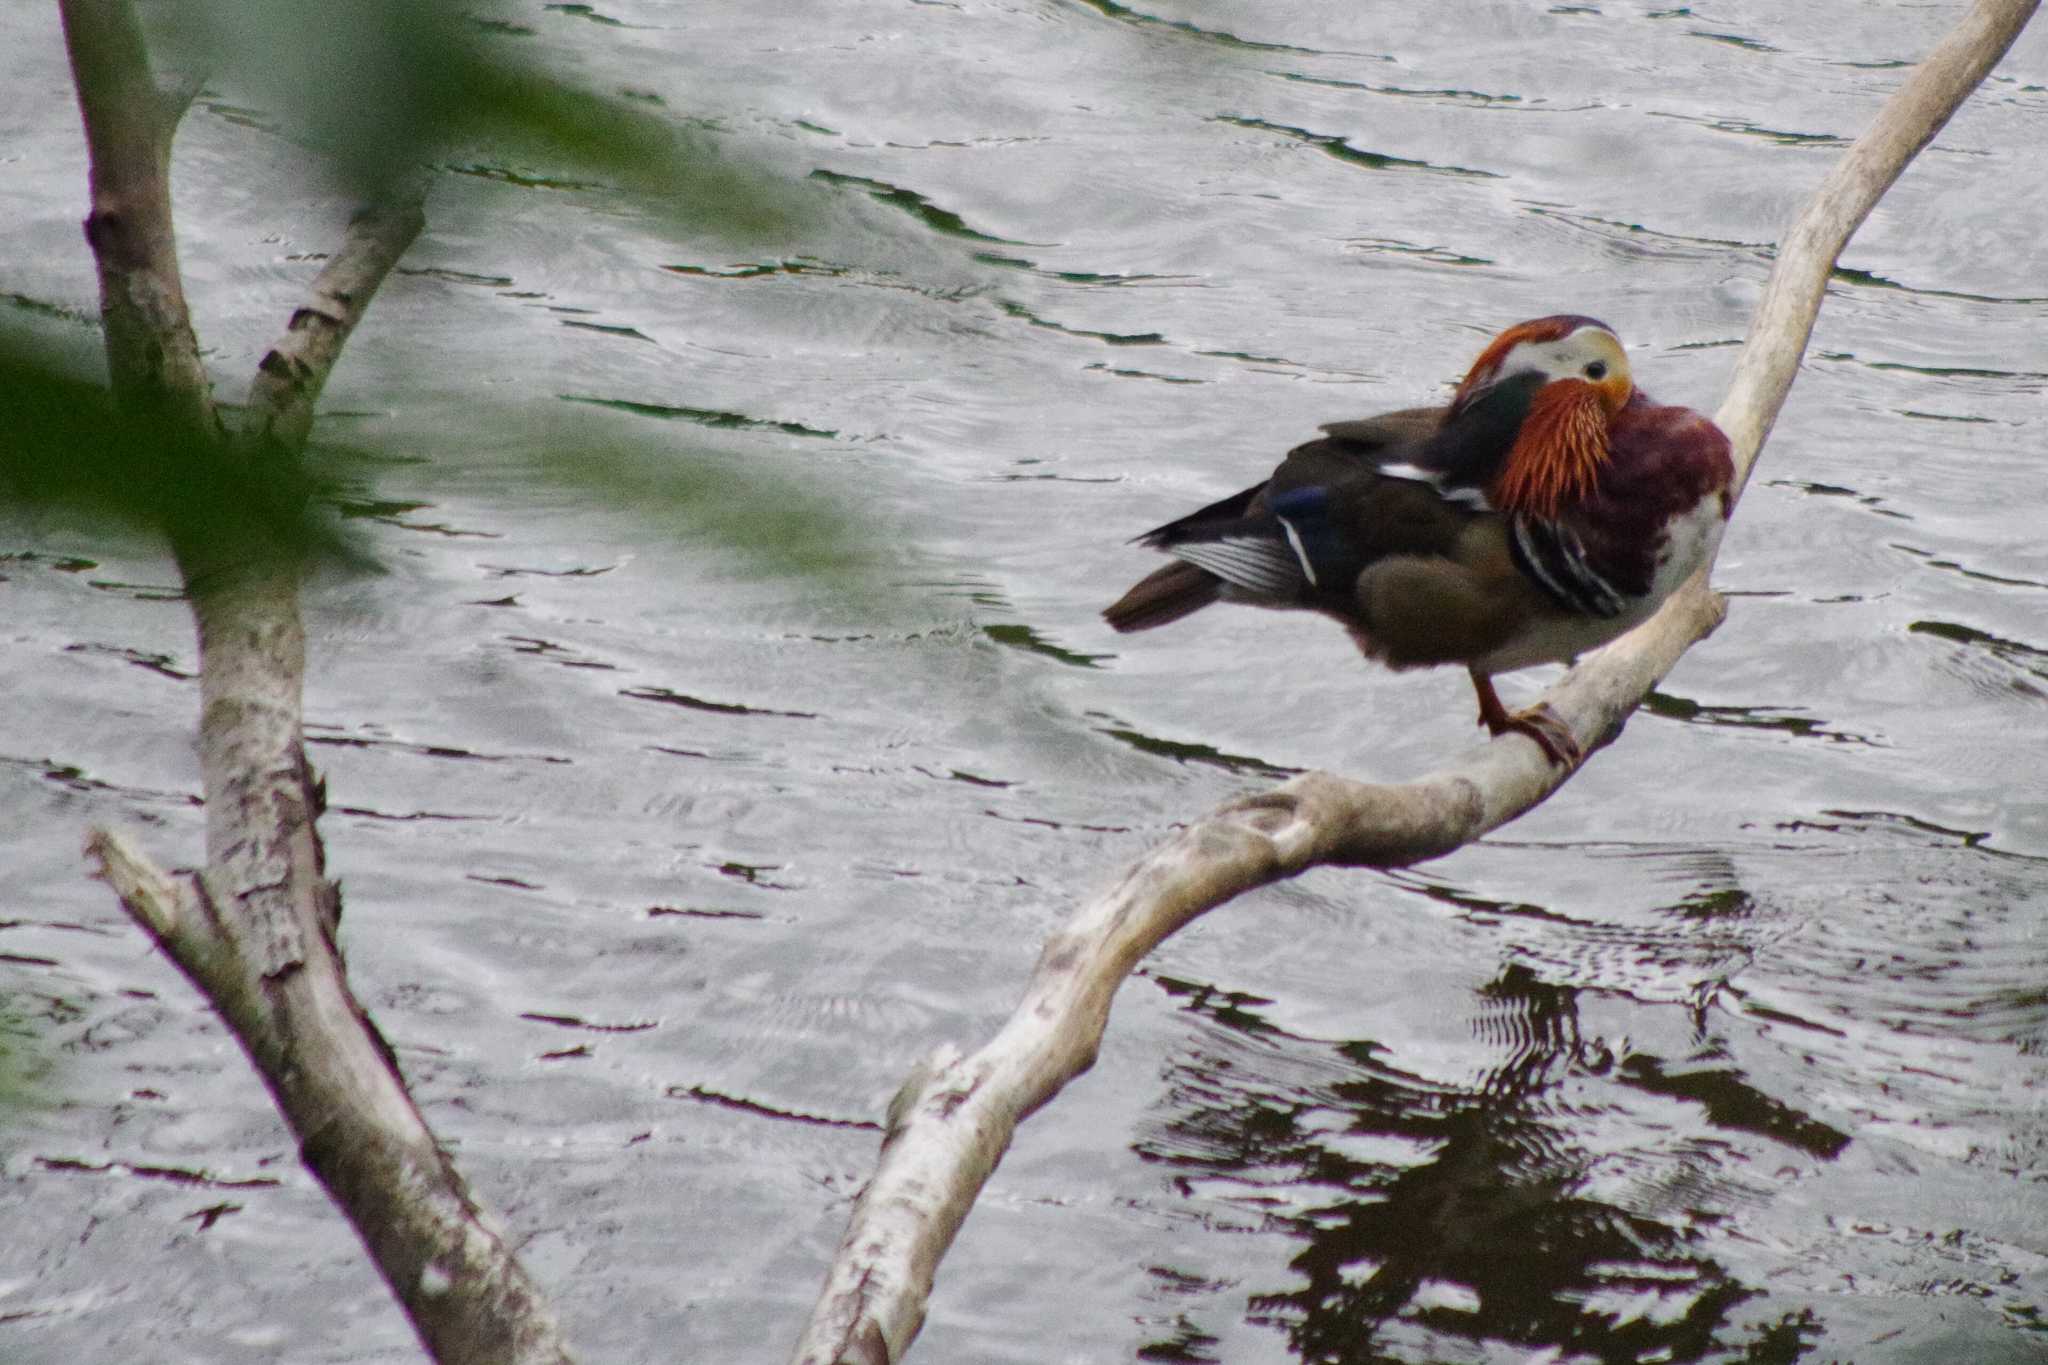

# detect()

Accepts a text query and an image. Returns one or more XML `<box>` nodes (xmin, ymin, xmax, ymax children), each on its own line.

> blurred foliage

<box><xmin>16</xmin><ymin>0</ymin><xmax>884</xmax><ymax>578</ymax></box>
<box><xmin>0</xmin><ymin>992</ymin><xmax>58</xmax><ymax>1124</ymax></box>
<box><xmin>0</xmin><ymin>331</ymin><xmax>368</xmax><ymax>567</ymax></box>
<box><xmin>0</xmin><ymin>327</ymin><xmax>882</xmax><ymax>587</ymax></box>
<box><xmin>531</xmin><ymin>403</ymin><xmax>880</xmax><ymax>585</ymax></box>
<box><xmin>154</xmin><ymin>0</ymin><xmax>811</xmax><ymax>240</ymax></box>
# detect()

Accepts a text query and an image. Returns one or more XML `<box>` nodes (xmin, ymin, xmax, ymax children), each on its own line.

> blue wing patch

<box><xmin>1266</xmin><ymin>486</ymin><xmax>1355</xmax><ymax>590</ymax></box>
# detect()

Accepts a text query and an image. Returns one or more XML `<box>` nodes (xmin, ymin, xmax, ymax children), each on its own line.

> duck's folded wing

<box><xmin>1106</xmin><ymin>499</ymin><xmax>1311</xmax><ymax>627</ymax></box>
<box><xmin>1158</xmin><ymin>474</ymin><xmax>1482</xmax><ymax>609</ymax></box>
<box><xmin>1165</xmin><ymin>528</ymin><xmax>1311</xmax><ymax>602</ymax></box>
<box><xmin>1132</xmin><ymin>482</ymin><xmax>1265</xmax><ymax>549</ymax></box>
<box><xmin>1316</xmin><ymin>405</ymin><xmax>1445</xmax><ymax>453</ymax></box>
<box><xmin>1325</xmin><ymin>374</ymin><xmax>1548</xmax><ymax>507</ymax></box>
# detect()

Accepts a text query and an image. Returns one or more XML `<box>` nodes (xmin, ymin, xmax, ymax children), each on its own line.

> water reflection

<box><xmin>1137</xmin><ymin>963</ymin><xmax>1842</xmax><ymax>1363</ymax></box>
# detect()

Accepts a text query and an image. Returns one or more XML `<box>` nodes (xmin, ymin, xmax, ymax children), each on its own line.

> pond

<box><xmin>3</xmin><ymin>1</ymin><xmax>2045</xmax><ymax>1361</ymax></box>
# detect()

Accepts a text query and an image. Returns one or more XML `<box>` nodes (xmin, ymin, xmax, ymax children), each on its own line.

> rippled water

<box><xmin>4</xmin><ymin>2</ymin><xmax>2046</xmax><ymax>1362</ymax></box>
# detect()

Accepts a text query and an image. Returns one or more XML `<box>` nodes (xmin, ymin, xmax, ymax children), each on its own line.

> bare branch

<box><xmin>790</xmin><ymin>1</ymin><xmax>2040</xmax><ymax>1359</ymax></box>
<box><xmin>165</xmin><ymin>539</ymin><xmax>576</xmax><ymax>1365</ymax></box>
<box><xmin>86</xmin><ymin>825</ymin><xmax>199</xmax><ymax>941</ymax></box>
<box><xmin>241</xmin><ymin>190</ymin><xmax>427</xmax><ymax>459</ymax></box>
<box><xmin>1719</xmin><ymin>0</ymin><xmax>2040</xmax><ymax>491</ymax></box>
<box><xmin>58</xmin><ymin>0</ymin><xmax>217</xmax><ymax>441</ymax></box>
<box><xmin>66</xmin><ymin>3</ymin><xmax>572</xmax><ymax>1361</ymax></box>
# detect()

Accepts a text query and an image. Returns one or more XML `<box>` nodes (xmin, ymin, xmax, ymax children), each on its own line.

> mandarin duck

<box><xmin>1102</xmin><ymin>315</ymin><xmax>1734</xmax><ymax>766</ymax></box>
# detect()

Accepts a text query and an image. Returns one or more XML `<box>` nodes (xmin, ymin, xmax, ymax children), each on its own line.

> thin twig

<box><xmin>241</xmin><ymin>188</ymin><xmax>428</xmax><ymax>459</ymax></box>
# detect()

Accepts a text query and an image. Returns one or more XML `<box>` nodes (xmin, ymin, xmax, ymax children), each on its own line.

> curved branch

<box><xmin>1718</xmin><ymin>0</ymin><xmax>2039</xmax><ymax>490</ymax></box>
<box><xmin>790</xmin><ymin>2</ymin><xmax>2039</xmax><ymax>1360</ymax></box>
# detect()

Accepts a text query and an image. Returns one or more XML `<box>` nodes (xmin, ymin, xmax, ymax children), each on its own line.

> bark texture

<box><xmin>62</xmin><ymin>2</ymin><xmax>572</xmax><ymax>1360</ymax></box>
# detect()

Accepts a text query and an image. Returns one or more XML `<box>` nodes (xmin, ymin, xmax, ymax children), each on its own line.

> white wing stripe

<box><xmin>1277</xmin><ymin>515</ymin><xmax>1319</xmax><ymax>588</ymax></box>
<box><xmin>1170</xmin><ymin>537</ymin><xmax>1304</xmax><ymax>599</ymax></box>
<box><xmin>1379</xmin><ymin>463</ymin><xmax>1492</xmax><ymax>510</ymax></box>
<box><xmin>1513</xmin><ymin>518</ymin><xmax>1577</xmax><ymax>607</ymax></box>
<box><xmin>1513</xmin><ymin>517</ymin><xmax>1624</xmax><ymax>618</ymax></box>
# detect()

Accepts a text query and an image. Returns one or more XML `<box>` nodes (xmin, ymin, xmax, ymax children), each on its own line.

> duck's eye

<box><xmin>1584</xmin><ymin>360</ymin><xmax>1608</xmax><ymax>380</ymax></box>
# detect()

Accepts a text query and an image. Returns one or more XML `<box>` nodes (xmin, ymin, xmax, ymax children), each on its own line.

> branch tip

<box><xmin>85</xmin><ymin>824</ymin><xmax>185</xmax><ymax>936</ymax></box>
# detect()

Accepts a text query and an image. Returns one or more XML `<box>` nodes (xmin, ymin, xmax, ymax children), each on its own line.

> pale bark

<box><xmin>240</xmin><ymin>194</ymin><xmax>428</xmax><ymax>462</ymax></box>
<box><xmin>790</xmin><ymin>2</ymin><xmax>2041</xmax><ymax>1360</ymax></box>
<box><xmin>62</xmin><ymin>1</ymin><xmax>572</xmax><ymax>1361</ymax></box>
<box><xmin>61</xmin><ymin>0</ymin><xmax>216</xmax><ymax>444</ymax></box>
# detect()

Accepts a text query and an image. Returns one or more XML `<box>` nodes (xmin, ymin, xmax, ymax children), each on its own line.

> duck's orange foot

<box><xmin>1496</xmin><ymin>703</ymin><xmax>1582</xmax><ymax>768</ymax></box>
<box><xmin>1467</xmin><ymin>669</ymin><xmax>1581</xmax><ymax>767</ymax></box>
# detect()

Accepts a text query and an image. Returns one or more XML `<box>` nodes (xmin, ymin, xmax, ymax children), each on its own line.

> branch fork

<box><xmin>62</xmin><ymin>1</ymin><xmax>569</xmax><ymax>1359</ymax></box>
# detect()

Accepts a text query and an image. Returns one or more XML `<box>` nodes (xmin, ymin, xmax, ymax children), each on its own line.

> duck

<box><xmin>1102</xmin><ymin>315</ymin><xmax>1734</xmax><ymax>766</ymax></box>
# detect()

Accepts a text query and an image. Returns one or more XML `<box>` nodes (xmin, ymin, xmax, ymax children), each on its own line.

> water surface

<box><xmin>3</xmin><ymin>2</ymin><xmax>2045</xmax><ymax>1362</ymax></box>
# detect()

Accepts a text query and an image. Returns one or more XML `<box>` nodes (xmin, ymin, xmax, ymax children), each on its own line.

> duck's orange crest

<box><xmin>1488</xmin><ymin>379</ymin><xmax>1609</xmax><ymax>519</ymax></box>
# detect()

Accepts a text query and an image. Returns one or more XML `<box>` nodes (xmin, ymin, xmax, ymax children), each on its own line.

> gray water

<box><xmin>4</xmin><ymin>2</ymin><xmax>2047</xmax><ymax>1362</ymax></box>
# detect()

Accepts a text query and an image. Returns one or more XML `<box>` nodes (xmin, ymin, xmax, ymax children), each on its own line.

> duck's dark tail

<box><xmin>1102</xmin><ymin>561</ymin><xmax>1222</xmax><ymax>632</ymax></box>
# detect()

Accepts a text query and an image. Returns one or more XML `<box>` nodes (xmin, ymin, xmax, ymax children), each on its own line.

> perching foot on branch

<box><xmin>1471</xmin><ymin>669</ymin><xmax>1581</xmax><ymax>768</ymax></box>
